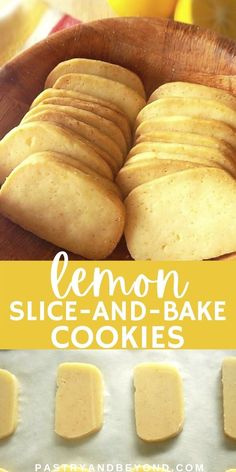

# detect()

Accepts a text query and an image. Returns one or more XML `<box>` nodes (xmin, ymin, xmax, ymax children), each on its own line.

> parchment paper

<box><xmin>0</xmin><ymin>350</ymin><xmax>235</xmax><ymax>472</ymax></box>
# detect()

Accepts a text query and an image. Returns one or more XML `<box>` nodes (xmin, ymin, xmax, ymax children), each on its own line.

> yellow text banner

<box><xmin>0</xmin><ymin>256</ymin><xmax>236</xmax><ymax>349</ymax></box>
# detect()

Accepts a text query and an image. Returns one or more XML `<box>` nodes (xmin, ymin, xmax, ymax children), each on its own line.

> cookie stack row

<box><xmin>117</xmin><ymin>82</ymin><xmax>236</xmax><ymax>260</ymax></box>
<box><xmin>0</xmin><ymin>59</ymin><xmax>146</xmax><ymax>259</ymax></box>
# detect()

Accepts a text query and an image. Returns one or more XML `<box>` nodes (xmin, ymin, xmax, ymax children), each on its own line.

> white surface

<box><xmin>0</xmin><ymin>350</ymin><xmax>235</xmax><ymax>472</ymax></box>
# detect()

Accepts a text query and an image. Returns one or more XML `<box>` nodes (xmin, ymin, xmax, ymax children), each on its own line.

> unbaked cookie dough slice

<box><xmin>53</xmin><ymin>73</ymin><xmax>146</xmax><ymax>124</ymax></box>
<box><xmin>134</xmin><ymin>363</ymin><xmax>184</xmax><ymax>442</ymax></box>
<box><xmin>149</xmin><ymin>82</ymin><xmax>236</xmax><ymax>111</ymax></box>
<box><xmin>0</xmin><ymin>154</ymin><xmax>125</xmax><ymax>259</ymax></box>
<box><xmin>55</xmin><ymin>363</ymin><xmax>103</xmax><ymax>439</ymax></box>
<box><xmin>222</xmin><ymin>357</ymin><xmax>236</xmax><ymax>440</ymax></box>
<box><xmin>21</xmin><ymin>111</ymin><xmax>120</xmax><ymax>176</ymax></box>
<box><xmin>45</xmin><ymin>58</ymin><xmax>146</xmax><ymax>99</ymax></box>
<box><xmin>0</xmin><ymin>369</ymin><xmax>18</xmax><ymax>439</ymax></box>
<box><xmin>0</xmin><ymin>122</ymin><xmax>113</xmax><ymax>183</ymax></box>
<box><xmin>125</xmin><ymin>167</ymin><xmax>236</xmax><ymax>260</ymax></box>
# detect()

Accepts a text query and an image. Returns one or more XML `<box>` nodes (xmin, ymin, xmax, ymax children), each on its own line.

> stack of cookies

<box><xmin>0</xmin><ymin>59</ymin><xmax>146</xmax><ymax>259</ymax></box>
<box><xmin>118</xmin><ymin>82</ymin><xmax>236</xmax><ymax>260</ymax></box>
<box><xmin>1</xmin><ymin>69</ymin><xmax>236</xmax><ymax>260</ymax></box>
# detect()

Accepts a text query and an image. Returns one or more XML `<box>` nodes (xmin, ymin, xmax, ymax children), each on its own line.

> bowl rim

<box><xmin>2</xmin><ymin>15</ymin><xmax>236</xmax><ymax>72</ymax></box>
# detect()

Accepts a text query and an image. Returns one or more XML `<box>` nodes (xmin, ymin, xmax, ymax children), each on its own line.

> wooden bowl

<box><xmin>0</xmin><ymin>17</ymin><xmax>235</xmax><ymax>260</ymax></box>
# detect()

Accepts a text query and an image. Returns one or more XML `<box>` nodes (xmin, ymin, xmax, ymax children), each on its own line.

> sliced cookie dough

<box><xmin>0</xmin><ymin>369</ymin><xmax>18</xmax><ymax>439</ymax></box>
<box><xmin>55</xmin><ymin>363</ymin><xmax>103</xmax><ymax>439</ymax></box>
<box><xmin>134</xmin><ymin>363</ymin><xmax>184</xmax><ymax>442</ymax></box>
<box><xmin>222</xmin><ymin>357</ymin><xmax>236</xmax><ymax>440</ymax></box>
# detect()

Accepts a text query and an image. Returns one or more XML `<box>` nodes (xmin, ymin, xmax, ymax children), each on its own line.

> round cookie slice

<box><xmin>45</xmin><ymin>58</ymin><xmax>146</xmax><ymax>98</ymax></box>
<box><xmin>116</xmin><ymin>158</ymin><xmax>205</xmax><ymax>198</ymax></box>
<box><xmin>135</xmin><ymin>131</ymin><xmax>236</xmax><ymax>153</ymax></box>
<box><xmin>22</xmin><ymin>109</ymin><xmax>123</xmax><ymax>173</ymax></box>
<box><xmin>34</xmin><ymin>96</ymin><xmax>132</xmax><ymax>147</ymax></box>
<box><xmin>53</xmin><ymin>73</ymin><xmax>146</xmax><ymax>124</ymax></box>
<box><xmin>127</xmin><ymin>142</ymin><xmax>236</xmax><ymax>177</ymax></box>
<box><xmin>31</xmin><ymin>152</ymin><xmax>122</xmax><ymax>198</ymax></box>
<box><xmin>0</xmin><ymin>122</ymin><xmax>113</xmax><ymax>183</ymax></box>
<box><xmin>23</xmin><ymin>104</ymin><xmax>128</xmax><ymax>157</ymax></box>
<box><xmin>149</xmin><ymin>82</ymin><xmax>236</xmax><ymax>111</ymax></box>
<box><xmin>31</xmin><ymin>88</ymin><xmax>124</xmax><ymax>114</ymax></box>
<box><xmin>125</xmin><ymin>152</ymin><xmax>224</xmax><ymax>176</ymax></box>
<box><xmin>136</xmin><ymin>97</ymin><xmax>236</xmax><ymax>129</ymax></box>
<box><xmin>0</xmin><ymin>154</ymin><xmax>125</xmax><ymax>259</ymax></box>
<box><xmin>128</xmin><ymin>141</ymin><xmax>235</xmax><ymax>160</ymax></box>
<box><xmin>135</xmin><ymin>117</ymin><xmax>236</xmax><ymax>151</ymax></box>
<box><xmin>124</xmin><ymin>167</ymin><xmax>236</xmax><ymax>260</ymax></box>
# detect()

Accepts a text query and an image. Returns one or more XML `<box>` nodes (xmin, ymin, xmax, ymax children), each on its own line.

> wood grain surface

<box><xmin>0</xmin><ymin>16</ymin><xmax>235</xmax><ymax>260</ymax></box>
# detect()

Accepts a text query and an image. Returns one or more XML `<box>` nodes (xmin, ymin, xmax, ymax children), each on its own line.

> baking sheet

<box><xmin>0</xmin><ymin>350</ymin><xmax>235</xmax><ymax>472</ymax></box>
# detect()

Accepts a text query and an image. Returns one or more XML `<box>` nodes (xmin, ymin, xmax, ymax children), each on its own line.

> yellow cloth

<box><xmin>0</xmin><ymin>0</ymin><xmax>47</xmax><ymax>65</ymax></box>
